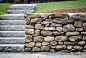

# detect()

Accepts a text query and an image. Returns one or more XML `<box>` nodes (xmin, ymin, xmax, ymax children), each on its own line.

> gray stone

<box><xmin>50</xmin><ymin>49</ymin><xmax>55</xmax><ymax>52</ymax></box>
<box><xmin>25</xmin><ymin>35</ymin><xmax>32</xmax><ymax>42</ymax></box>
<box><xmin>25</xmin><ymin>42</ymin><xmax>35</xmax><ymax>48</ymax></box>
<box><xmin>74</xmin><ymin>46</ymin><xmax>83</xmax><ymax>50</ymax></box>
<box><xmin>56</xmin><ymin>45</ymin><xmax>66</xmax><ymax>50</ymax></box>
<box><xmin>50</xmin><ymin>23</ymin><xmax>62</xmax><ymax>27</ymax></box>
<box><xmin>51</xmin><ymin>46</ymin><xmax>56</xmax><ymax>49</ymax></box>
<box><xmin>66</xmin><ymin>32</ymin><xmax>79</xmax><ymax>36</ymax></box>
<box><xmin>64</xmin><ymin>42</ymin><xmax>74</xmax><ymax>45</ymax></box>
<box><xmin>55</xmin><ymin>36</ymin><xmax>68</xmax><ymax>41</ymax></box>
<box><xmin>76</xmin><ymin>28</ymin><xmax>84</xmax><ymax>31</ymax></box>
<box><xmin>42</xmin><ymin>42</ymin><xmax>49</xmax><ymax>46</ymax></box>
<box><xmin>34</xmin><ymin>36</ymin><xmax>43</xmax><ymax>42</ymax></box>
<box><xmin>83</xmin><ymin>36</ymin><xmax>86</xmax><ymax>40</ymax></box>
<box><xmin>83</xmin><ymin>23</ymin><xmax>86</xmax><ymax>27</ymax></box>
<box><xmin>63</xmin><ymin>24</ymin><xmax>75</xmax><ymax>32</ymax></box>
<box><xmin>41</xmin><ymin>21</ymin><xmax>52</xmax><ymax>25</ymax></box>
<box><xmin>41</xmin><ymin>14</ymin><xmax>49</xmax><ymax>19</ymax></box>
<box><xmin>0</xmin><ymin>20</ymin><xmax>25</xmax><ymax>25</ymax></box>
<box><xmin>32</xmin><ymin>47</ymin><xmax>40</xmax><ymax>51</ymax></box>
<box><xmin>30</xmin><ymin>18</ymin><xmax>42</xmax><ymax>23</ymax></box>
<box><xmin>78</xmin><ymin>41</ymin><xmax>85</xmax><ymax>45</ymax></box>
<box><xmin>58</xmin><ymin>42</ymin><xmax>63</xmax><ymax>45</ymax></box>
<box><xmin>44</xmin><ymin>36</ymin><xmax>54</xmax><ymax>42</ymax></box>
<box><xmin>81</xmin><ymin>32</ymin><xmax>86</xmax><ymax>35</ymax></box>
<box><xmin>0</xmin><ymin>37</ymin><xmax>25</xmax><ymax>44</ymax></box>
<box><xmin>69</xmin><ymin>36</ymin><xmax>82</xmax><ymax>42</ymax></box>
<box><xmin>53</xmin><ymin>31</ymin><xmax>64</xmax><ymax>35</ymax></box>
<box><xmin>84</xmin><ymin>45</ymin><xmax>86</xmax><ymax>49</ymax></box>
<box><xmin>41</xmin><ymin>46</ymin><xmax>50</xmax><ymax>51</ymax></box>
<box><xmin>25</xmin><ymin>29</ymin><xmax>34</xmax><ymax>35</ymax></box>
<box><xmin>25</xmin><ymin>48</ymin><xmax>31</xmax><ymax>52</ymax></box>
<box><xmin>0</xmin><ymin>44</ymin><xmax>24</xmax><ymax>52</ymax></box>
<box><xmin>35</xmin><ymin>24</ymin><xmax>44</xmax><ymax>30</ymax></box>
<box><xmin>50</xmin><ymin>41</ymin><xmax>57</xmax><ymax>45</ymax></box>
<box><xmin>0</xmin><ymin>25</ymin><xmax>25</xmax><ymax>31</ymax></box>
<box><xmin>41</xmin><ymin>31</ymin><xmax>52</xmax><ymax>36</ymax></box>
<box><xmin>74</xmin><ymin>21</ymin><xmax>83</xmax><ymax>27</ymax></box>
<box><xmin>36</xmin><ymin>43</ymin><xmax>41</xmax><ymax>47</ymax></box>
<box><xmin>0</xmin><ymin>31</ymin><xmax>25</xmax><ymax>37</ymax></box>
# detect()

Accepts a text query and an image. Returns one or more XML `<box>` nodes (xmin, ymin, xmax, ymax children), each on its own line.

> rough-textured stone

<box><xmin>83</xmin><ymin>23</ymin><xmax>86</xmax><ymax>27</ymax></box>
<box><xmin>64</xmin><ymin>42</ymin><xmax>74</xmax><ymax>45</ymax></box>
<box><xmin>32</xmin><ymin>34</ymin><xmax>40</xmax><ymax>36</ymax></box>
<box><xmin>84</xmin><ymin>45</ymin><xmax>86</xmax><ymax>49</ymax></box>
<box><xmin>41</xmin><ymin>14</ymin><xmax>49</xmax><ymax>19</ymax></box>
<box><xmin>41</xmin><ymin>21</ymin><xmax>52</xmax><ymax>25</ymax></box>
<box><xmin>66</xmin><ymin>32</ymin><xmax>79</xmax><ymax>36</ymax></box>
<box><xmin>83</xmin><ymin>36</ymin><xmax>86</xmax><ymax>40</ymax></box>
<box><xmin>36</xmin><ymin>43</ymin><xmax>41</xmax><ymax>47</ymax></box>
<box><xmin>25</xmin><ymin>35</ymin><xmax>32</xmax><ymax>42</ymax></box>
<box><xmin>34</xmin><ymin>36</ymin><xmax>43</xmax><ymax>42</ymax></box>
<box><xmin>56</xmin><ymin>27</ymin><xmax>63</xmax><ymax>31</ymax></box>
<box><xmin>32</xmin><ymin>47</ymin><xmax>40</xmax><ymax>51</ymax></box>
<box><xmin>50</xmin><ymin>23</ymin><xmax>62</xmax><ymax>27</ymax></box>
<box><xmin>74</xmin><ymin>46</ymin><xmax>83</xmax><ymax>50</ymax></box>
<box><xmin>69</xmin><ymin>36</ymin><xmax>82</xmax><ymax>42</ymax></box>
<box><xmin>44</xmin><ymin>36</ymin><xmax>54</xmax><ymax>42</ymax></box>
<box><xmin>30</xmin><ymin>18</ymin><xmax>42</xmax><ymax>23</ymax></box>
<box><xmin>55</xmin><ymin>36</ymin><xmax>67</xmax><ymax>41</ymax></box>
<box><xmin>35</xmin><ymin>24</ymin><xmax>44</xmax><ymax>30</ymax></box>
<box><xmin>35</xmin><ymin>30</ymin><xmax>40</xmax><ymax>34</ymax></box>
<box><xmin>41</xmin><ymin>31</ymin><xmax>52</xmax><ymax>36</ymax></box>
<box><xmin>41</xmin><ymin>46</ymin><xmax>50</xmax><ymax>51</ymax></box>
<box><xmin>53</xmin><ymin>31</ymin><xmax>64</xmax><ymax>35</ymax></box>
<box><xmin>25</xmin><ymin>14</ymin><xmax>36</xmax><ymax>18</ymax></box>
<box><xmin>67</xmin><ymin>45</ymin><xmax>73</xmax><ymax>50</ymax></box>
<box><xmin>76</xmin><ymin>28</ymin><xmax>84</xmax><ymax>31</ymax></box>
<box><xmin>74</xmin><ymin>21</ymin><xmax>83</xmax><ymax>27</ymax></box>
<box><xmin>25</xmin><ymin>29</ymin><xmax>34</xmax><ymax>34</ymax></box>
<box><xmin>78</xmin><ymin>41</ymin><xmax>85</xmax><ymax>45</ymax></box>
<box><xmin>58</xmin><ymin>42</ymin><xmax>63</xmax><ymax>45</ymax></box>
<box><xmin>56</xmin><ymin>45</ymin><xmax>66</xmax><ymax>50</ymax></box>
<box><xmin>25</xmin><ymin>42</ymin><xmax>35</xmax><ymax>48</ymax></box>
<box><xmin>45</xmin><ymin>27</ymin><xmax>55</xmax><ymax>30</ymax></box>
<box><xmin>63</xmin><ymin>24</ymin><xmax>75</xmax><ymax>32</ymax></box>
<box><xmin>25</xmin><ymin>25</ymin><xmax>34</xmax><ymax>29</ymax></box>
<box><xmin>50</xmin><ymin>41</ymin><xmax>57</xmax><ymax>45</ymax></box>
<box><xmin>51</xmin><ymin>46</ymin><xmax>56</xmax><ymax>49</ymax></box>
<box><xmin>25</xmin><ymin>48</ymin><xmax>31</xmax><ymax>52</ymax></box>
<box><xmin>42</xmin><ymin>42</ymin><xmax>49</xmax><ymax>46</ymax></box>
<box><xmin>50</xmin><ymin>49</ymin><xmax>55</xmax><ymax>52</ymax></box>
<box><xmin>81</xmin><ymin>32</ymin><xmax>86</xmax><ymax>35</ymax></box>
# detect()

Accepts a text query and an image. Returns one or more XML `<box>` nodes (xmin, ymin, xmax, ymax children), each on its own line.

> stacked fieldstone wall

<box><xmin>25</xmin><ymin>13</ymin><xmax>86</xmax><ymax>52</ymax></box>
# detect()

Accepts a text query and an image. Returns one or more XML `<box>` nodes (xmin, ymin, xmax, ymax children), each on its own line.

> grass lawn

<box><xmin>0</xmin><ymin>1</ymin><xmax>86</xmax><ymax>15</ymax></box>
<box><xmin>35</xmin><ymin>1</ymin><xmax>86</xmax><ymax>13</ymax></box>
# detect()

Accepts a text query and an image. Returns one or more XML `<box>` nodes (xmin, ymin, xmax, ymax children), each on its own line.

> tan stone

<box><xmin>25</xmin><ymin>14</ymin><xmax>36</xmax><ymax>18</ymax></box>
<box><xmin>30</xmin><ymin>18</ymin><xmax>42</xmax><ymax>23</ymax></box>
<box><xmin>35</xmin><ymin>30</ymin><xmax>40</xmax><ymax>34</ymax></box>
<box><xmin>55</xmin><ymin>36</ymin><xmax>68</xmax><ymax>41</ymax></box>
<box><xmin>58</xmin><ymin>42</ymin><xmax>63</xmax><ymax>45</ymax></box>
<box><xmin>41</xmin><ymin>31</ymin><xmax>52</xmax><ymax>36</ymax></box>
<box><xmin>45</xmin><ymin>27</ymin><xmax>55</xmax><ymax>30</ymax></box>
<box><xmin>42</xmin><ymin>42</ymin><xmax>49</xmax><ymax>46</ymax></box>
<box><xmin>44</xmin><ymin>36</ymin><xmax>54</xmax><ymax>42</ymax></box>
<box><xmin>25</xmin><ymin>29</ymin><xmax>34</xmax><ymax>35</ymax></box>
<box><xmin>66</xmin><ymin>32</ymin><xmax>79</xmax><ymax>36</ymax></box>
<box><xmin>67</xmin><ymin>45</ymin><xmax>73</xmax><ymax>50</ymax></box>
<box><xmin>25</xmin><ymin>25</ymin><xmax>34</xmax><ymax>29</ymax></box>
<box><xmin>25</xmin><ymin>35</ymin><xmax>32</xmax><ymax>42</ymax></box>
<box><xmin>35</xmin><ymin>24</ymin><xmax>44</xmax><ymax>30</ymax></box>
<box><xmin>36</xmin><ymin>43</ymin><xmax>41</xmax><ymax>47</ymax></box>
<box><xmin>78</xmin><ymin>41</ymin><xmax>85</xmax><ymax>45</ymax></box>
<box><xmin>34</xmin><ymin>36</ymin><xmax>43</xmax><ymax>42</ymax></box>
<box><xmin>25</xmin><ymin>42</ymin><xmax>35</xmax><ymax>48</ymax></box>
<box><xmin>56</xmin><ymin>27</ymin><xmax>62</xmax><ymax>31</ymax></box>
<box><xmin>53</xmin><ymin>31</ymin><xmax>64</xmax><ymax>35</ymax></box>
<box><xmin>36</xmin><ymin>14</ymin><xmax>41</xmax><ymax>17</ymax></box>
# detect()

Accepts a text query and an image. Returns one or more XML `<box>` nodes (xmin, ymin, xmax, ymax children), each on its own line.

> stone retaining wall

<box><xmin>25</xmin><ymin>13</ymin><xmax>86</xmax><ymax>52</ymax></box>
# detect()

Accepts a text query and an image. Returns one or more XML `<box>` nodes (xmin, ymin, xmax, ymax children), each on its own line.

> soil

<box><xmin>43</xmin><ymin>8</ymin><xmax>86</xmax><ymax>13</ymax></box>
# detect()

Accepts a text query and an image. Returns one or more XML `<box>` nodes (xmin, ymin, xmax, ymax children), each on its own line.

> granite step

<box><xmin>0</xmin><ymin>31</ymin><xmax>25</xmax><ymax>37</ymax></box>
<box><xmin>0</xmin><ymin>14</ymin><xmax>24</xmax><ymax>20</ymax></box>
<box><xmin>0</xmin><ymin>25</ymin><xmax>25</xmax><ymax>31</ymax></box>
<box><xmin>0</xmin><ymin>20</ymin><xmax>25</xmax><ymax>25</ymax></box>
<box><xmin>7</xmin><ymin>10</ymin><xmax>34</xmax><ymax>14</ymax></box>
<box><xmin>0</xmin><ymin>37</ymin><xmax>25</xmax><ymax>44</ymax></box>
<box><xmin>0</xmin><ymin>44</ymin><xmax>24</xmax><ymax>52</ymax></box>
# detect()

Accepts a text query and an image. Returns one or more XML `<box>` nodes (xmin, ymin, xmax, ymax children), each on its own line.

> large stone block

<box><xmin>76</xmin><ymin>28</ymin><xmax>84</xmax><ymax>31</ymax></box>
<box><xmin>25</xmin><ymin>42</ymin><xmax>35</xmax><ymax>48</ymax></box>
<box><xmin>74</xmin><ymin>46</ymin><xmax>83</xmax><ymax>50</ymax></box>
<box><xmin>78</xmin><ymin>41</ymin><xmax>85</xmax><ymax>45</ymax></box>
<box><xmin>74</xmin><ymin>21</ymin><xmax>83</xmax><ymax>27</ymax></box>
<box><xmin>81</xmin><ymin>32</ymin><xmax>86</xmax><ymax>35</ymax></box>
<box><xmin>56</xmin><ymin>27</ymin><xmax>63</xmax><ymax>31</ymax></box>
<box><xmin>41</xmin><ymin>46</ymin><xmax>50</xmax><ymax>51</ymax></box>
<box><xmin>25</xmin><ymin>35</ymin><xmax>32</xmax><ymax>42</ymax></box>
<box><xmin>25</xmin><ymin>29</ymin><xmax>34</xmax><ymax>35</ymax></box>
<box><xmin>41</xmin><ymin>31</ymin><xmax>52</xmax><ymax>36</ymax></box>
<box><xmin>55</xmin><ymin>36</ymin><xmax>68</xmax><ymax>41</ymax></box>
<box><xmin>36</xmin><ymin>43</ymin><xmax>41</xmax><ymax>47</ymax></box>
<box><xmin>32</xmin><ymin>47</ymin><xmax>41</xmax><ymax>51</ymax></box>
<box><xmin>50</xmin><ymin>41</ymin><xmax>57</xmax><ymax>45</ymax></box>
<box><xmin>42</xmin><ymin>42</ymin><xmax>49</xmax><ymax>46</ymax></box>
<box><xmin>66</xmin><ymin>32</ymin><xmax>79</xmax><ymax>36</ymax></box>
<box><xmin>67</xmin><ymin>45</ymin><xmax>73</xmax><ymax>50</ymax></box>
<box><xmin>56</xmin><ymin>45</ymin><xmax>66</xmax><ymax>50</ymax></box>
<box><xmin>35</xmin><ymin>24</ymin><xmax>44</xmax><ymax>30</ymax></box>
<box><xmin>44</xmin><ymin>36</ymin><xmax>54</xmax><ymax>42</ymax></box>
<box><xmin>34</xmin><ymin>36</ymin><xmax>43</xmax><ymax>42</ymax></box>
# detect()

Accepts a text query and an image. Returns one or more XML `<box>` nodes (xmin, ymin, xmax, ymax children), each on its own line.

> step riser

<box><xmin>0</xmin><ymin>31</ymin><xmax>25</xmax><ymax>37</ymax></box>
<box><xmin>0</xmin><ymin>14</ymin><xmax>24</xmax><ymax>20</ymax></box>
<box><xmin>0</xmin><ymin>20</ymin><xmax>25</xmax><ymax>25</ymax></box>
<box><xmin>0</xmin><ymin>26</ymin><xmax>25</xmax><ymax>31</ymax></box>
<box><xmin>0</xmin><ymin>39</ymin><xmax>25</xmax><ymax>44</ymax></box>
<box><xmin>0</xmin><ymin>44</ymin><xmax>24</xmax><ymax>52</ymax></box>
<box><xmin>7</xmin><ymin>10</ymin><xmax>34</xmax><ymax>14</ymax></box>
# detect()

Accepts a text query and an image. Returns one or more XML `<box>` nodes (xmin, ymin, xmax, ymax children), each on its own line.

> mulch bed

<box><xmin>43</xmin><ymin>8</ymin><xmax>86</xmax><ymax>13</ymax></box>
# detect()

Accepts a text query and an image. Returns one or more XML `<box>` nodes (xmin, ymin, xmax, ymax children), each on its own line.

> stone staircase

<box><xmin>0</xmin><ymin>14</ymin><xmax>25</xmax><ymax>52</ymax></box>
<box><xmin>7</xmin><ymin>4</ymin><xmax>37</xmax><ymax>14</ymax></box>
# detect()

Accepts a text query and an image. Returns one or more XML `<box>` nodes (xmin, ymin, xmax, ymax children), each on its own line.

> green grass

<box><xmin>0</xmin><ymin>3</ymin><xmax>13</xmax><ymax>15</ymax></box>
<box><xmin>35</xmin><ymin>1</ymin><xmax>86</xmax><ymax>13</ymax></box>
